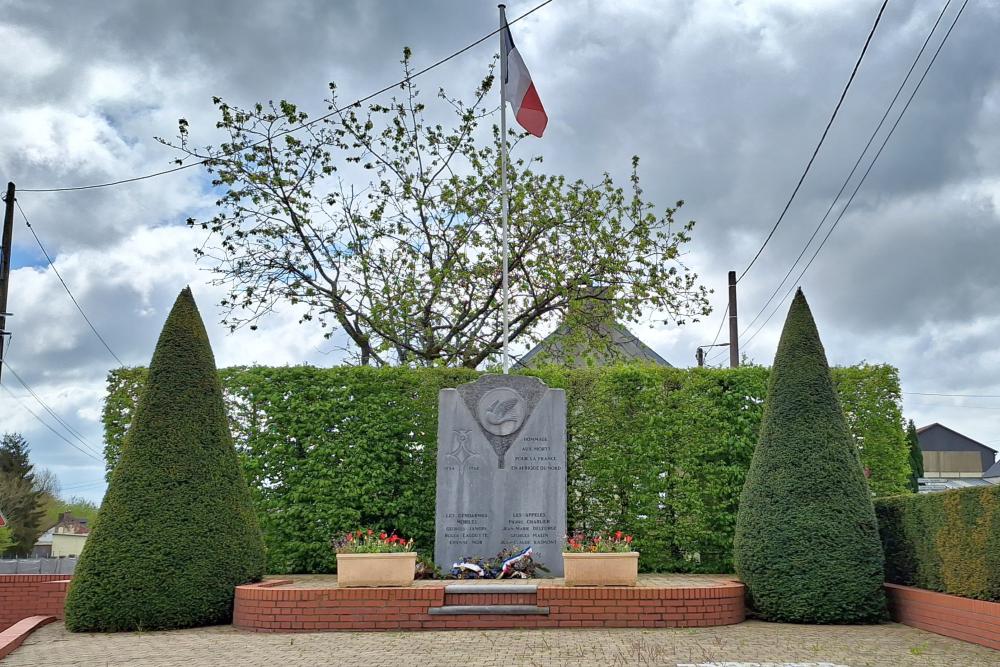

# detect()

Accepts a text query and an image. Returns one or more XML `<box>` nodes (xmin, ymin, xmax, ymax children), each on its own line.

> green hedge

<box><xmin>876</xmin><ymin>485</ymin><xmax>1000</xmax><ymax>601</ymax></box>
<box><xmin>103</xmin><ymin>364</ymin><xmax>910</xmax><ymax>574</ymax></box>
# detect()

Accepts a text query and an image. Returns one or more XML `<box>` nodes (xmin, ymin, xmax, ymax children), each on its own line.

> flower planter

<box><xmin>336</xmin><ymin>552</ymin><xmax>417</xmax><ymax>587</ymax></box>
<box><xmin>563</xmin><ymin>552</ymin><xmax>639</xmax><ymax>586</ymax></box>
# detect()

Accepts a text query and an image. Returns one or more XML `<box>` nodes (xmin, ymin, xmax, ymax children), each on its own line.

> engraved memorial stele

<box><xmin>434</xmin><ymin>374</ymin><xmax>567</xmax><ymax>576</ymax></box>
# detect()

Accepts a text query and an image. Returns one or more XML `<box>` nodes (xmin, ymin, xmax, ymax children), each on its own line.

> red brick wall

<box><xmin>886</xmin><ymin>583</ymin><xmax>1000</xmax><ymax>651</ymax></box>
<box><xmin>540</xmin><ymin>585</ymin><xmax>745</xmax><ymax>629</ymax></box>
<box><xmin>0</xmin><ymin>576</ymin><xmax>70</xmax><ymax>631</ymax></box>
<box><xmin>2</xmin><ymin>574</ymin><xmax>748</xmax><ymax>635</ymax></box>
<box><xmin>233</xmin><ymin>580</ymin><xmax>745</xmax><ymax>632</ymax></box>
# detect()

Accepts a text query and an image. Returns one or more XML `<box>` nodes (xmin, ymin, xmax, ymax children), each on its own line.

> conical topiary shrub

<box><xmin>906</xmin><ymin>420</ymin><xmax>923</xmax><ymax>493</ymax></box>
<box><xmin>65</xmin><ymin>287</ymin><xmax>265</xmax><ymax>632</ymax></box>
<box><xmin>733</xmin><ymin>289</ymin><xmax>885</xmax><ymax>623</ymax></box>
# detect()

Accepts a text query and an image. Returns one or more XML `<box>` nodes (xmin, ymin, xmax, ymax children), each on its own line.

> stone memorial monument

<box><xmin>435</xmin><ymin>374</ymin><xmax>567</xmax><ymax>576</ymax></box>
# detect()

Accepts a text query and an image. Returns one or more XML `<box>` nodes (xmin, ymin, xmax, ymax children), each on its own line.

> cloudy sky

<box><xmin>1</xmin><ymin>0</ymin><xmax>998</xmax><ymax>502</ymax></box>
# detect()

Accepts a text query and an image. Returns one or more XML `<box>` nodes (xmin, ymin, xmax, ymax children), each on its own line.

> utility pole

<box><xmin>0</xmin><ymin>182</ymin><xmax>14</xmax><ymax>383</ymax></box>
<box><xmin>728</xmin><ymin>270</ymin><xmax>739</xmax><ymax>368</ymax></box>
<box><xmin>695</xmin><ymin>347</ymin><xmax>705</xmax><ymax>367</ymax></box>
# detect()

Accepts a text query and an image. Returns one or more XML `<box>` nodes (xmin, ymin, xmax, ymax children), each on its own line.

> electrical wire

<box><xmin>740</xmin><ymin>0</ymin><xmax>954</xmax><ymax>339</ymax></box>
<box><xmin>0</xmin><ymin>381</ymin><xmax>101</xmax><ymax>462</ymax></box>
<box><xmin>59</xmin><ymin>480</ymin><xmax>107</xmax><ymax>492</ymax></box>
<box><xmin>1</xmin><ymin>359</ymin><xmax>104</xmax><ymax>459</ymax></box>
<box><xmin>15</xmin><ymin>200</ymin><xmax>125</xmax><ymax>366</ymax></box>
<box><xmin>906</xmin><ymin>401</ymin><xmax>1000</xmax><ymax>411</ymax></box>
<box><xmin>735</xmin><ymin>0</ymin><xmax>890</xmax><ymax>283</ymax></box>
<box><xmin>19</xmin><ymin>0</ymin><xmax>556</xmax><ymax>193</ymax></box>
<box><xmin>703</xmin><ymin>308</ymin><xmax>728</xmax><ymax>355</ymax></box>
<box><xmin>905</xmin><ymin>391</ymin><xmax>1000</xmax><ymax>399</ymax></box>
<box><xmin>740</xmin><ymin>0</ymin><xmax>969</xmax><ymax>350</ymax></box>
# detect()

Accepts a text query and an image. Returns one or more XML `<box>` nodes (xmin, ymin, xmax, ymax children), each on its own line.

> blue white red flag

<box><xmin>501</xmin><ymin>19</ymin><xmax>547</xmax><ymax>137</ymax></box>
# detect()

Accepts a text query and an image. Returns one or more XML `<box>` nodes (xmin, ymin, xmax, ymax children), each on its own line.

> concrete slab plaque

<box><xmin>435</xmin><ymin>374</ymin><xmax>567</xmax><ymax>576</ymax></box>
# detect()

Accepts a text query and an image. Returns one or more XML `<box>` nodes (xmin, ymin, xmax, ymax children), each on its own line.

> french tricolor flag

<box><xmin>501</xmin><ymin>18</ymin><xmax>547</xmax><ymax>138</ymax></box>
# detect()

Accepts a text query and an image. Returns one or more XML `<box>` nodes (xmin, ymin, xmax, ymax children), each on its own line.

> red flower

<box><xmin>367</xmin><ymin>529</ymin><xmax>373</xmax><ymax>536</ymax></box>
<box><xmin>625</xmin><ymin>535</ymin><xmax>633</xmax><ymax>544</ymax></box>
<box><xmin>380</xmin><ymin>532</ymin><xmax>388</xmax><ymax>540</ymax></box>
<box><xmin>615</xmin><ymin>531</ymin><xmax>623</xmax><ymax>540</ymax></box>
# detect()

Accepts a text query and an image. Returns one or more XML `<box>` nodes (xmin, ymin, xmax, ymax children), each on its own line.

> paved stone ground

<box><xmin>4</xmin><ymin>620</ymin><xmax>996</xmax><ymax>666</ymax></box>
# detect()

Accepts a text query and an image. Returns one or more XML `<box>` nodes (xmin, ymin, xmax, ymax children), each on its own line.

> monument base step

<box><xmin>233</xmin><ymin>575</ymin><xmax>747</xmax><ymax>632</ymax></box>
<box><xmin>443</xmin><ymin>583</ymin><xmax>538</xmax><ymax>595</ymax></box>
<box><xmin>428</xmin><ymin>604</ymin><xmax>550</xmax><ymax>616</ymax></box>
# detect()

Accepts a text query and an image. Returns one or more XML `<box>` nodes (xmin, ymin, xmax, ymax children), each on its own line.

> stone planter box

<box><xmin>562</xmin><ymin>552</ymin><xmax>639</xmax><ymax>586</ymax></box>
<box><xmin>336</xmin><ymin>552</ymin><xmax>417</xmax><ymax>587</ymax></box>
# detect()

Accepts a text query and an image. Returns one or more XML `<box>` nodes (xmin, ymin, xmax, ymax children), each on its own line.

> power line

<box><xmin>0</xmin><ymin>381</ymin><xmax>101</xmax><ymax>462</ymax></box>
<box><xmin>741</xmin><ymin>0</ymin><xmax>969</xmax><ymax>350</ymax></box>
<box><xmin>19</xmin><ymin>0</ymin><xmax>556</xmax><ymax>194</ymax></box>
<box><xmin>703</xmin><ymin>308</ymin><xmax>728</xmax><ymax>357</ymax></box>
<box><xmin>905</xmin><ymin>391</ymin><xmax>1000</xmax><ymax>399</ymax></box>
<box><xmin>740</xmin><ymin>0</ymin><xmax>954</xmax><ymax>339</ymax></box>
<box><xmin>15</xmin><ymin>200</ymin><xmax>125</xmax><ymax>366</ymax></box>
<box><xmin>1</xmin><ymin>359</ymin><xmax>104</xmax><ymax>459</ymax></box>
<box><xmin>736</xmin><ymin>0</ymin><xmax>890</xmax><ymax>283</ymax></box>
<box><xmin>907</xmin><ymin>401</ymin><xmax>1000</xmax><ymax>411</ymax></box>
<box><xmin>59</xmin><ymin>480</ymin><xmax>107</xmax><ymax>492</ymax></box>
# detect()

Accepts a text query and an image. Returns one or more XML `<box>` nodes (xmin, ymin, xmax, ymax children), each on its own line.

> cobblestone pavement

<box><xmin>4</xmin><ymin>621</ymin><xmax>997</xmax><ymax>667</ymax></box>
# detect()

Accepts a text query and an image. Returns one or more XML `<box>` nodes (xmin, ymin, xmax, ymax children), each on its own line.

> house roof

<box><xmin>51</xmin><ymin>513</ymin><xmax>90</xmax><ymax>536</ymax></box>
<box><xmin>918</xmin><ymin>477</ymin><xmax>998</xmax><ymax>493</ymax></box>
<box><xmin>515</xmin><ymin>322</ymin><xmax>672</xmax><ymax>369</ymax></box>
<box><xmin>985</xmin><ymin>459</ymin><xmax>1000</xmax><ymax>478</ymax></box>
<box><xmin>915</xmin><ymin>423</ymin><xmax>999</xmax><ymax>454</ymax></box>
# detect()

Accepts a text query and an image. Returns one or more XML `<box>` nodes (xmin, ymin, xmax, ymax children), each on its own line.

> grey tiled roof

<box><xmin>515</xmin><ymin>322</ymin><xmax>671</xmax><ymax>369</ymax></box>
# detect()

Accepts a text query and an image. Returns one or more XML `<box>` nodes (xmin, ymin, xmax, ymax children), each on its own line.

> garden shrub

<box><xmin>65</xmin><ymin>288</ymin><xmax>265</xmax><ymax>632</ymax></box>
<box><xmin>904</xmin><ymin>420</ymin><xmax>923</xmax><ymax>493</ymax></box>
<box><xmin>876</xmin><ymin>485</ymin><xmax>1000</xmax><ymax>601</ymax></box>
<box><xmin>734</xmin><ymin>289</ymin><xmax>886</xmax><ymax>623</ymax></box>
<box><xmin>102</xmin><ymin>359</ymin><xmax>908</xmax><ymax>575</ymax></box>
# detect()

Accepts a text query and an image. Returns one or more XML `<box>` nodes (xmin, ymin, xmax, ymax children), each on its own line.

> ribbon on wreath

<box><xmin>498</xmin><ymin>545</ymin><xmax>533</xmax><ymax>578</ymax></box>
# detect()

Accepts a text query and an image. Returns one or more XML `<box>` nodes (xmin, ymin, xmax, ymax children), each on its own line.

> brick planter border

<box><xmin>0</xmin><ymin>616</ymin><xmax>56</xmax><ymax>660</ymax></box>
<box><xmin>885</xmin><ymin>583</ymin><xmax>1000</xmax><ymax>651</ymax></box>
<box><xmin>233</xmin><ymin>579</ymin><xmax>745</xmax><ymax>632</ymax></box>
<box><xmin>0</xmin><ymin>575</ymin><xmax>71</xmax><ymax>632</ymax></box>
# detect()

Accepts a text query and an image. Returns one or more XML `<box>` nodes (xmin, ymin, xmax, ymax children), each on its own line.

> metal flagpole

<box><xmin>499</xmin><ymin>4</ymin><xmax>510</xmax><ymax>374</ymax></box>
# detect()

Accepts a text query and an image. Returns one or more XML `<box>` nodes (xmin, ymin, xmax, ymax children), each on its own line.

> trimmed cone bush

<box><xmin>905</xmin><ymin>420</ymin><xmax>923</xmax><ymax>493</ymax></box>
<box><xmin>65</xmin><ymin>288</ymin><xmax>265</xmax><ymax>632</ymax></box>
<box><xmin>733</xmin><ymin>289</ymin><xmax>886</xmax><ymax>623</ymax></box>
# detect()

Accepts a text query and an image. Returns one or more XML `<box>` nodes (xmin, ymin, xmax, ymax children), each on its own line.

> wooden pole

<box><xmin>728</xmin><ymin>270</ymin><xmax>739</xmax><ymax>368</ymax></box>
<box><xmin>0</xmin><ymin>182</ymin><xmax>15</xmax><ymax>382</ymax></box>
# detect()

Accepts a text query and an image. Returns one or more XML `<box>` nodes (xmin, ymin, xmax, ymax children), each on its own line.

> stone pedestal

<box><xmin>434</xmin><ymin>375</ymin><xmax>567</xmax><ymax>576</ymax></box>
